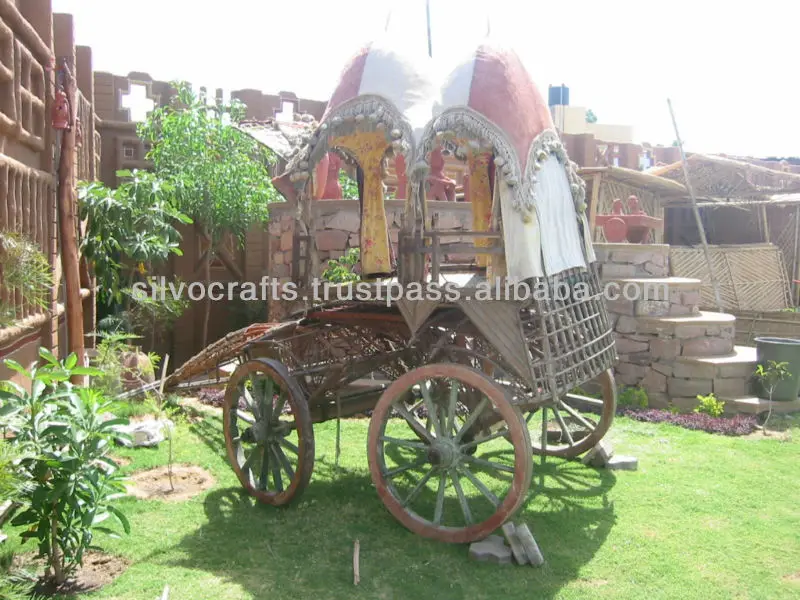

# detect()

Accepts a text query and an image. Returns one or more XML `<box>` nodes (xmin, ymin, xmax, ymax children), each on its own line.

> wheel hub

<box><xmin>427</xmin><ymin>439</ymin><xmax>461</xmax><ymax>469</ymax></box>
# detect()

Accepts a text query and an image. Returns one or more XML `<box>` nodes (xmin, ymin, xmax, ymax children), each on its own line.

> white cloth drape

<box><xmin>500</xmin><ymin>154</ymin><xmax>588</xmax><ymax>281</ymax></box>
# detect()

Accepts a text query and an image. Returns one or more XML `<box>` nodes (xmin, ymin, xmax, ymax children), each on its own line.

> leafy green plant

<box><xmin>322</xmin><ymin>247</ymin><xmax>361</xmax><ymax>284</ymax></box>
<box><xmin>754</xmin><ymin>360</ymin><xmax>791</xmax><ymax>435</ymax></box>
<box><xmin>0</xmin><ymin>231</ymin><xmax>52</xmax><ymax>327</ymax></box>
<box><xmin>617</xmin><ymin>386</ymin><xmax>648</xmax><ymax>409</ymax></box>
<box><xmin>694</xmin><ymin>392</ymin><xmax>725</xmax><ymax>417</ymax></box>
<box><xmin>78</xmin><ymin>171</ymin><xmax>191</xmax><ymax>305</ymax></box>
<box><xmin>0</xmin><ymin>349</ymin><xmax>130</xmax><ymax>586</ymax></box>
<box><xmin>339</xmin><ymin>170</ymin><xmax>359</xmax><ymax>200</ymax></box>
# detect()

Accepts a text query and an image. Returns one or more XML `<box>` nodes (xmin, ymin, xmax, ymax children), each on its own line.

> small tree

<box><xmin>139</xmin><ymin>83</ymin><xmax>280</xmax><ymax>346</ymax></box>
<box><xmin>753</xmin><ymin>360</ymin><xmax>791</xmax><ymax>435</ymax></box>
<box><xmin>1</xmin><ymin>349</ymin><xmax>130</xmax><ymax>586</ymax></box>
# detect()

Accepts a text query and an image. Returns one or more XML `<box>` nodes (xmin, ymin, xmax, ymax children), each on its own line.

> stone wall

<box><xmin>597</xmin><ymin>242</ymin><xmax>748</xmax><ymax>410</ymax></box>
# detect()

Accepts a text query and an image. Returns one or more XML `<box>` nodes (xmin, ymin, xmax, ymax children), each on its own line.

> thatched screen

<box><xmin>670</xmin><ymin>244</ymin><xmax>791</xmax><ymax>312</ymax></box>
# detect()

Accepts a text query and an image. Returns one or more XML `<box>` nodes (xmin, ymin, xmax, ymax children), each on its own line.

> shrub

<box><xmin>0</xmin><ymin>231</ymin><xmax>52</xmax><ymax>327</ymax></box>
<box><xmin>621</xmin><ymin>407</ymin><xmax>757</xmax><ymax>436</ymax></box>
<box><xmin>0</xmin><ymin>349</ymin><xmax>131</xmax><ymax>586</ymax></box>
<box><xmin>617</xmin><ymin>386</ymin><xmax>648</xmax><ymax>409</ymax></box>
<box><xmin>695</xmin><ymin>393</ymin><xmax>725</xmax><ymax>417</ymax></box>
<box><xmin>322</xmin><ymin>247</ymin><xmax>361</xmax><ymax>283</ymax></box>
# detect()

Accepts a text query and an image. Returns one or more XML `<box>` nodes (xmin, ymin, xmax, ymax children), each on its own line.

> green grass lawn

<box><xmin>6</xmin><ymin>404</ymin><xmax>800</xmax><ymax>600</ymax></box>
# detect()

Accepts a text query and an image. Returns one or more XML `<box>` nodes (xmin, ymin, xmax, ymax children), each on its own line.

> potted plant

<box><xmin>753</xmin><ymin>337</ymin><xmax>800</xmax><ymax>401</ymax></box>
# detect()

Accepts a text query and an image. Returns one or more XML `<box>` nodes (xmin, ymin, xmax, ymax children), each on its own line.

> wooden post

<box><xmin>667</xmin><ymin>99</ymin><xmax>724</xmax><ymax>312</ymax></box>
<box><xmin>56</xmin><ymin>60</ymin><xmax>86</xmax><ymax>381</ymax></box>
<box><xmin>793</xmin><ymin>206</ymin><xmax>800</xmax><ymax>306</ymax></box>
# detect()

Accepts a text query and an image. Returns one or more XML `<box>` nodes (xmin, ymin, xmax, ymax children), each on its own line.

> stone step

<box><xmin>605</xmin><ymin>277</ymin><xmax>702</xmax><ymax>317</ymax></box>
<box><xmin>720</xmin><ymin>396</ymin><xmax>800</xmax><ymax>415</ymax></box>
<box><xmin>673</xmin><ymin>345</ymin><xmax>757</xmax><ymax>379</ymax></box>
<box><xmin>638</xmin><ymin>312</ymin><xmax>736</xmax><ymax>357</ymax></box>
<box><xmin>595</xmin><ymin>243</ymin><xmax>670</xmax><ymax>278</ymax></box>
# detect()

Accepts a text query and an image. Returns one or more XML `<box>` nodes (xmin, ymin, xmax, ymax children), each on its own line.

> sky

<box><xmin>52</xmin><ymin>0</ymin><xmax>800</xmax><ymax>158</ymax></box>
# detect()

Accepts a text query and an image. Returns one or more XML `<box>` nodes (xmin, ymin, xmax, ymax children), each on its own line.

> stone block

<box><xmin>669</xmin><ymin>303</ymin><xmax>694</xmax><ymax>316</ymax></box>
<box><xmin>620</xmin><ymin>372</ymin><xmax>643</xmax><ymax>386</ymax></box>
<box><xmin>606</xmin><ymin>297</ymin><xmax>635</xmax><ymax>316</ymax></box>
<box><xmin>615</xmin><ymin>337</ymin><xmax>649</xmax><ymax>354</ymax></box>
<box><xmin>615</xmin><ymin>315</ymin><xmax>638</xmax><ymax>334</ymax></box>
<box><xmin>348</xmin><ymin>232</ymin><xmax>359</xmax><ymax>247</ymax></box>
<box><xmin>582</xmin><ymin>440</ymin><xmax>615</xmax><ymax>467</ymax></box>
<box><xmin>681</xmin><ymin>290</ymin><xmax>701</xmax><ymax>306</ymax></box>
<box><xmin>323</xmin><ymin>210</ymin><xmax>360</xmax><ymax>232</ymax></box>
<box><xmin>635</xmin><ymin>300</ymin><xmax>670</xmax><ymax>317</ymax></box>
<box><xmin>602</xmin><ymin>263</ymin><xmax>637</xmax><ymax>278</ymax></box>
<box><xmin>611</xmin><ymin>250</ymin><xmax>653</xmax><ymax>265</ymax></box>
<box><xmin>316</xmin><ymin>229</ymin><xmax>349</xmax><ymax>252</ymax></box>
<box><xmin>627</xmin><ymin>351</ymin><xmax>652</xmax><ymax>366</ymax></box>
<box><xmin>644</xmin><ymin>261</ymin><xmax>667</xmax><ymax>276</ymax></box>
<box><xmin>272</xmin><ymin>263</ymin><xmax>289</xmax><ymax>278</ymax></box>
<box><xmin>606</xmin><ymin>456</ymin><xmax>638</xmax><ymax>471</ymax></box>
<box><xmin>651</xmin><ymin>252</ymin><xmax>667</xmax><ymax>267</ymax></box>
<box><xmin>268</xmin><ymin>220</ymin><xmax>282</xmax><ymax>235</ymax></box>
<box><xmin>469</xmin><ymin>535</ymin><xmax>512</xmax><ymax>564</ymax></box>
<box><xmin>647</xmin><ymin>392</ymin><xmax>671</xmax><ymax>409</ymax></box>
<box><xmin>713</xmin><ymin>377</ymin><xmax>749</xmax><ymax>398</ymax></box>
<box><xmin>668</xmin><ymin>377</ymin><xmax>712</xmax><ymax>397</ymax></box>
<box><xmin>673</xmin><ymin>361</ymin><xmax>717</xmax><ymax>379</ymax></box>
<box><xmin>281</xmin><ymin>216</ymin><xmax>294</xmax><ymax>232</ymax></box>
<box><xmin>652</xmin><ymin>361</ymin><xmax>673</xmax><ymax>377</ymax></box>
<box><xmin>650</xmin><ymin>338</ymin><xmax>680</xmax><ymax>360</ymax></box>
<box><xmin>514</xmin><ymin>524</ymin><xmax>545</xmax><ymax>567</ymax></box>
<box><xmin>280</xmin><ymin>230</ymin><xmax>293</xmax><ymax>252</ymax></box>
<box><xmin>641</xmin><ymin>368</ymin><xmax>667</xmax><ymax>393</ymax></box>
<box><xmin>681</xmin><ymin>337</ymin><xmax>733</xmax><ymax>357</ymax></box>
<box><xmin>720</xmin><ymin>326</ymin><xmax>735</xmax><ymax>339</ymax></box>
<box><xmin>674</xmin><ymin>325</ymin><xmax>708</xmax><ymax>339</ymax></box>
<box><xmin>501</xmin><ymin>523</ymin><xmax>527</xmax><ymax>565</ymax></box>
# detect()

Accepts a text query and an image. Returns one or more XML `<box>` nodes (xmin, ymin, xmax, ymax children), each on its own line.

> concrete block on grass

<box><xmin>469</xmin><ymin>535</ymin><xmax>512</xmax><ymax>564</ymax></box>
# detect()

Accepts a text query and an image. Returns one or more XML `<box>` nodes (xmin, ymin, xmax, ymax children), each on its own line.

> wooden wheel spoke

<box><xmin>279</xmin><ymin>438</ymin><xmax>299</xmax><ymax>455</ymax></box>
<box><xmin>240</xmin><ymin>383</ymin><xmax>258</xmax><ymax>418</ymax></box>
<box><xmin>385</xmin><ymin>458</ymin><xmax>427</xmax><ymax>479</ymax></box>
<box><xmin>256</xmin><ymin>376</ymin><xmax>275</xmax><ymax>422</ymax></box>
<box><xmin>446</xmin><ymin>380</ymin><xmax>458</xmax><ymax>436</ymax></box>
<box><xmin>392</xmin><ymin>402</ymin><xmax>434</xmax><ymax>443</ymax></box>
<box><xmin>559</xmin><ymin>401</ymin><xmax>597</xmax><ymax>433</ymax></box>
<box><xmin>380</xmin><ymin>435</ymin><xmax>429</xmax><ymax>451</ymax></box>
<box><xmin>459</xmin><ymin>467</ymin><xmax>500</xmax><ymax>508</ymax></box>
<box><xmin>236</xmin><ymin>410</ymin><xmax>255</xmax><ymax>425</ymax></box>
<box><xmin>460</xmin><ymin>426</ymin><xmax>509</xmax><ymax>450</ymax></box>
<box><xmin>450</xmin><ymin>471</ymin><xmax>473</xmax><ymax>525</ymax></box>
<box><xmin>552</xmin><ymin>406</ymin><xmax>575</xmax><ymax>446</ymax></box>
<box><xmin>433</xmin><ymin>473</ymin><xmax>447</xmax><ymax>524</ymax></box>
<box><xmin>273</xmin><ymin>444</ymin><xmax>295</xmax><ymax>481</ymax></box>
<box><xmin>270</xmin><ymin>446</ymin><xmax>284</xmax><ymax>492</ymax></box>
<box><xmin>402</xmin><ymin>468</ymin><xmax>435</xmax><ymax>508</ymax></box>
<box><xmin>273</xmin><ymin>390</ymin><xmax>287</xmax><ymax>421</ymax></box>
<box><xmin>419</xmin><ymin>382</ymin><xmax>442</xmax><ymax>438</ymax></box>
<box><xmin>259</xmin><ymin>445</ymin><xmax>270</xmax><ymax>491</ymax></box>
<box><xmin>454</xmin><ymin>397</ymin><xmax>489</xmax><ymax>443</ymax></box>
<box><xmin>464</xmin><ymin>455</ymin><xmax>515</xmax><ymax>474</ymax></box>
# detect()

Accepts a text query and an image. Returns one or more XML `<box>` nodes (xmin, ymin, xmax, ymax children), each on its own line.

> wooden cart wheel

<box><xmin>368</xmin><ymin>363</ymin><xmax>532</xmax><ymax>544</ymax></box>
<box><xmin>525</xmin><ymin>369</ymin><xmax>617</xmax><ymax>459</ymax></box>
<box><xmin>223</xmin><ymin>358</ymin><xmax>314</xmax><ymax>505</ymax></box>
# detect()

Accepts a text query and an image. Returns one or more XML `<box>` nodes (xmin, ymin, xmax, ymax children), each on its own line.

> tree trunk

<box><xmin>56</xmin><ymin>61</ymin><xmax>86</xmax><ymax>383</ymax></box>
<box><xmin>202</xmin><ymin>241</ymin><xmax>212</xmax><ymax>348</ymax></box>
<box><xmin>50</xmin><ymin>510</ymin><xmax>64</xmax><ymax>585</ymax></box>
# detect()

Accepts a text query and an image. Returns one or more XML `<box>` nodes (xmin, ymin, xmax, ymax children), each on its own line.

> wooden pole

<box><xmin>425</xmin><ymin>0</ymin><xmax>432</xmax><ymax>57</ymax></box>
<box><xmin>793</xmin><ymin>206</ymin><xmax>800</xmax><ymax>306</ymax></box>
<box><xmin>56</xmin><ymin>60</ymin><xmax>86</xmax><ymax>381</ymax></box>
<box><xmin>667</xmin><ymin>99</ymin><xmax>724</xmax><ymax>312</ymax></box>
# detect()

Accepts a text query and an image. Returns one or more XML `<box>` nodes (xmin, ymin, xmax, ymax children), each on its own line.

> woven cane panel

<box><xmin>670</xmin><ymin>244</ymin><xmax>790</xmax><ymax>312</ymax></box>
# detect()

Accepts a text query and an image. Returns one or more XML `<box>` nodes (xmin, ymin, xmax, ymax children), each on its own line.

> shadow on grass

<box><xmin>161</xmin><ymin>454</ymin><xmax>617</xmax><ymax>599</ymax></box>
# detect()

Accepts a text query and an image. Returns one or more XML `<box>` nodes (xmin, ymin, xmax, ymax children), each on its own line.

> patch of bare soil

<box><xmin>16</xmin><ymin>551</ymin><xmax>129</xmax><ymax>596</ymax></box>
<box><xmin>126</xmin><ymin>464</ymin><xmax>214</xmax><ymax>501</ymax></box>
<box><xmin>783</xmin><ymin>571</ymin><xmax>800</xmax><ymax>584</ymax></box>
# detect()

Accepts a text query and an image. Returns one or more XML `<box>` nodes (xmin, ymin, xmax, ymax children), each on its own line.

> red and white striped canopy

<box><xmin>437</xmin><ymin>42</ymin><xmax>554</xmax><ymax>171</ymax></box>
